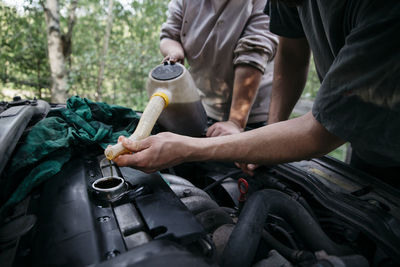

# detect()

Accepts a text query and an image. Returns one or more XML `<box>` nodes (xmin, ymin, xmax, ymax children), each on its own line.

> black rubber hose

<box><xmin>221</xmin><ymin>189</ymin><xmax>352</xmax><ymax>267</ymax></box>
<box><xmin>297</xmin><ymin>195</ymin><xmax>319</xmax><ymax>223</ymax></box>
<box><xmin>269</xmin><ymin>224</ymin><xmax>298</xmax><ymax>250</ymax></box>
<box><xmin>261</xmin><ymin>230</ymin><xmax>313</xmax><ymax>263</ymax></box>
<box><xmin>253</xmin><ymin>170</ymin><xmax>319</xmax><ymax>223</ymax></box>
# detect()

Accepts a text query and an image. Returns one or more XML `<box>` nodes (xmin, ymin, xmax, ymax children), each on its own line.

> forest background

<box><xmin>0</xmin><ymin>0</ymin><xmax>346</xmax><ymax>160</ymax></box>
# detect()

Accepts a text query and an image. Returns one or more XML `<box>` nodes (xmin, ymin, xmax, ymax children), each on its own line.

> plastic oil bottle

<box><xmin>105</xmin><ymin>62</ymin><xmax>207</xmax><ymax>160</ymax></box>
<box><xmin>146</xmin><ymin>61</ymin><xmax>207</xmax><ymax>137</ymax></box>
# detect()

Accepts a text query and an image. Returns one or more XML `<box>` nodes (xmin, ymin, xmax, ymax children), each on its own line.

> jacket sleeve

<box><xmin>160</xmin><ymin>0</ymin><xmax>183</xmax><ymax>41</ymax></box>
<box><xmin>233</xmin><ymin>0</ymin><xmax>279</xmax><ymax>73</ymax></box>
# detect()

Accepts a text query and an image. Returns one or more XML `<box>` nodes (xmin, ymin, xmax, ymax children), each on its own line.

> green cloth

<box><xmin>0</xmin><ymin>96</ymin><xmax>140</xmax><ymax>218</ymax></box>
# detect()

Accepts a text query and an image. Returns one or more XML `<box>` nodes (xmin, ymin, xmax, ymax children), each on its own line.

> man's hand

<box><xmin>206</xmin><ymin>120</ymin><xmax>243</xmax><ymax>137</ymax></box>
<box><xmin>162</xmin><ymin>52</ymin><xmax>184</xmax><ymax>64</ymax></box>
<box><xmin>235</xmin><ymin>162</ymin><xmax>258</xmax><ymax>176</ymax></box>
<box><xmin>112</xmin><ymin>133</ymin><xmax>191</xmax><ymax>173</ymax></box>
<box><xmin>160</xmin><ymin>38</ymin><xmax>185</xmax><ymax>64</ymax></box>
<box><xmin>112</xmin><ymin>112</ymin><xmax>345</xmax><ymax>174</ymax></box>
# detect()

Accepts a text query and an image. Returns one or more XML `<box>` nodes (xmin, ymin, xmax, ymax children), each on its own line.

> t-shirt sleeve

<box><xmin>312</xmin><ymin>3</ymin><xmax>400</xmax><ymax>166</ymax></box>
<box><xmin>264</xmin><ymin>0</ymin><xmax>305</xmax><ymax>38</ymax></box>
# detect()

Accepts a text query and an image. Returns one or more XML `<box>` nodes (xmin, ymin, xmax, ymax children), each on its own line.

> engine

<box><xmin>1</xmin><ymin>148</ymin><xmax>399</xmax><ymax>267</ymax></box>
<box><xmin>1</xmin><ymin>98</ymin><xmax>399</xmax><ymax>267</ymax></box>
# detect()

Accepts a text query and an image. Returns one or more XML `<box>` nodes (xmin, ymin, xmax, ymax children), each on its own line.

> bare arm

<box><xmin>199</xmin><ymin>112</ymin><xmax>343</xmax><ymax>163</ymax></box>
<box><xmin>113</xmin><ymin>112</ymin><xmax>345</xmax><ymax>173</ymax></box>
<box><xmin>268</xmin><ymin>37</ymin><xmax>311</xmax><ymax>124</ymax></box>
<box><xmin>160</xmin><ymin>38</ymin><xmax>185</xmax><ymax>64</ymax></box>
<box><xmin>206</xmin><ymin>0</ymin><xmax>278</xmax><ymax>137</ymax></box>
<box><xmin>207</xmin><ymin>65</ymin><xmax>262</xmax><ymax>136</ymax></box>
<box><xmin>229</xmin><ymin>65</ymin><xmax>263</xmax><ymax>128</ymax></box>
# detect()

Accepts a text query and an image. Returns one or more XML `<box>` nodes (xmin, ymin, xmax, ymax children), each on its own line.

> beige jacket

<box><xmin>160</xmin><ymin>0</ymin><xmax>278</xmax><ymax>123</ymax></box>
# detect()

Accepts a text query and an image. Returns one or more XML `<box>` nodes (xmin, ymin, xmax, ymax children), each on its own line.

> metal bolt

<box><xmin>97</xmin><ymin>216</ymin><xmax>110</xmax><ymax>223</ymax></box>
<box><xmin>183</xmin><ymin>188</ymin><xmax>192</xmax><ymax>197</ymax></box>
<box><xmin>105</xmin><ymin>250</ymin><xmax>120</xmax><ymax>260</ymax></box>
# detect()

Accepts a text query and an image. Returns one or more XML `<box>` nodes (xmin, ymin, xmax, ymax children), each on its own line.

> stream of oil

<box><xmin>108</xmin><ymin>160</ymin><xmax>113</xmax><ymax>177</ymax></box>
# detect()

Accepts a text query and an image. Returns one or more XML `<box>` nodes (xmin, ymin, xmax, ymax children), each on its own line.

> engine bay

<box><xmin>0</xmin><ymin>99</ymin><xmax>400</xmax><ymax>267</ymax></box>
<box><xmin>1</xmin><ymin>151</ymin><xmax>399</xmax><ymax>267</ymax></box>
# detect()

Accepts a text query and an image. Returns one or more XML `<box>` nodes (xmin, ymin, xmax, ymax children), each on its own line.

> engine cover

<box><xmin>10</xmin><ymin>153</ymin><xmax>209</xmax><ymax>266</ymax></box>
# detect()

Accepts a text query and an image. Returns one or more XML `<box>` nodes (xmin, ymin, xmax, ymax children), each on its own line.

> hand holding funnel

<box><xmin>104</xmin><ymin>62</ymin><xmax>207</xmax><ymax>160</ymax></box>
<box><xmin>104</xmin><ymin>90</ymin><xmax>170</xmax><ymax>160</ymax></box>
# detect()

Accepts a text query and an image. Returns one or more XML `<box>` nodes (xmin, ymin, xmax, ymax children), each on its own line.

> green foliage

<box><xmin>0</xmin><ymin>2</ymin><xmax>51</xmax><ymax>100</ymax></box>
<box><xmin>1</xmin><ymin>0</ymin><xmax>320</xmax><ymax>110</ymax></box>
<box><xmin>302</xmin><ymin>56</ymin><xmax>320</xmax><ymax>100</ymax></box>
<box><xmin>1</xmin><ymin>0</ymin><xmax>168</xmax><ymax>110</ymax></box>
<box><xmin>69</xmin><ymin>0</ymin><xmax>168</xmax><ymax>110</ymax></box>
<box><xmin>328</xmin><ymin>144</ymin><xmax>347</xmax><ymax>162</ymax></box>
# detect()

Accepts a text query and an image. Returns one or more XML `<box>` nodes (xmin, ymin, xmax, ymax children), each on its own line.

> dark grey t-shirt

<box><xmin>265</xmin><ymin>0</ymin><xmax>400</xmax><ymax>167</ymax></box>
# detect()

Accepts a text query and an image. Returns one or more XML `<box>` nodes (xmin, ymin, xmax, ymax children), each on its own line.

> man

<box><xmin>160</xmin><ymin>0</ymin><xmax>278</xmax><ymax>136</ymax></box>
<box><xmin>114</xmin><ymin>0</ymin><xmax>400</xmax><ymax>186</ymax></box>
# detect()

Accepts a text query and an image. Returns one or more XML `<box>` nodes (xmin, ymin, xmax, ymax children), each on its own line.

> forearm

<box><xmin>190</xmin><ymin>112</ymin><xmax>344</xmax><ymax>164</ymax></box>
<box><xmin>114</xmin><ymin>113</ymin><xmax>344</xmax><ymax>173</ymax></box>
<box><xmin>268</xmin><ymin>37</ymin><xmax>311</xmax><ymax>124</ymax></box>
<box><xmin>229</xmin><ymin>65</ymin><xmax>263</xmax><ymax>128</ymax></box>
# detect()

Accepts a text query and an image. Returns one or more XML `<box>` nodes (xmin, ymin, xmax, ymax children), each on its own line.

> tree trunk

<box><xmin>64</xmin><ymin>0</ymin><xmax>78</xmax><ymax>69</ymax></box>
<box><xmin>44</xmin><ymin>0</ymin><xmax>68</xmax><ymax>103</ymax></box>
<box><xmin>96</xmin><ymin>0</ymin><xmax>114</xmax><ymax>102</ymax></box>
<box><xmin>37</xmin><ymin>58</ymin><xmax>42</xmax><ymax>99</ymax></box>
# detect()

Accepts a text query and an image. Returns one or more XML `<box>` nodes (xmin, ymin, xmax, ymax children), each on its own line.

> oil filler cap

<box><xmin>151</xmin><ymin>62</ymin><xmax>183</xmax><ymax>81</ymax></box>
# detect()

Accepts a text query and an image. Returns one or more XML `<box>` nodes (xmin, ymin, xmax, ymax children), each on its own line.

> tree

<box><xmin>1</xmin><ymin>0</ymin><xmax>169</xmax><ymax>109</ymax></box>
<box><xmin>0</xmin><ymin>3</ymin><xmax>50</xmax><ymax>99</ymax></box>
<box><xmin>96</xmin><ymin>0</ymin><xmax>114</xmax><ymax>101</ymax></box>
<box><xmin>69</xmin><ymin>0</ymin><xmax>169</xmax><ymax>109</ymax></box>
<box><xmin>42</xmin><ymin>0</ymin><xmax>77</xmax><ymax>103</ymax></box>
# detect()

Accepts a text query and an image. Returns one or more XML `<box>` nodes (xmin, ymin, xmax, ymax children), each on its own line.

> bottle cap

<box><xmin>151</xmin><ymin>62</ymin><xmax>183</xmax><ymax>81</ymax></box>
